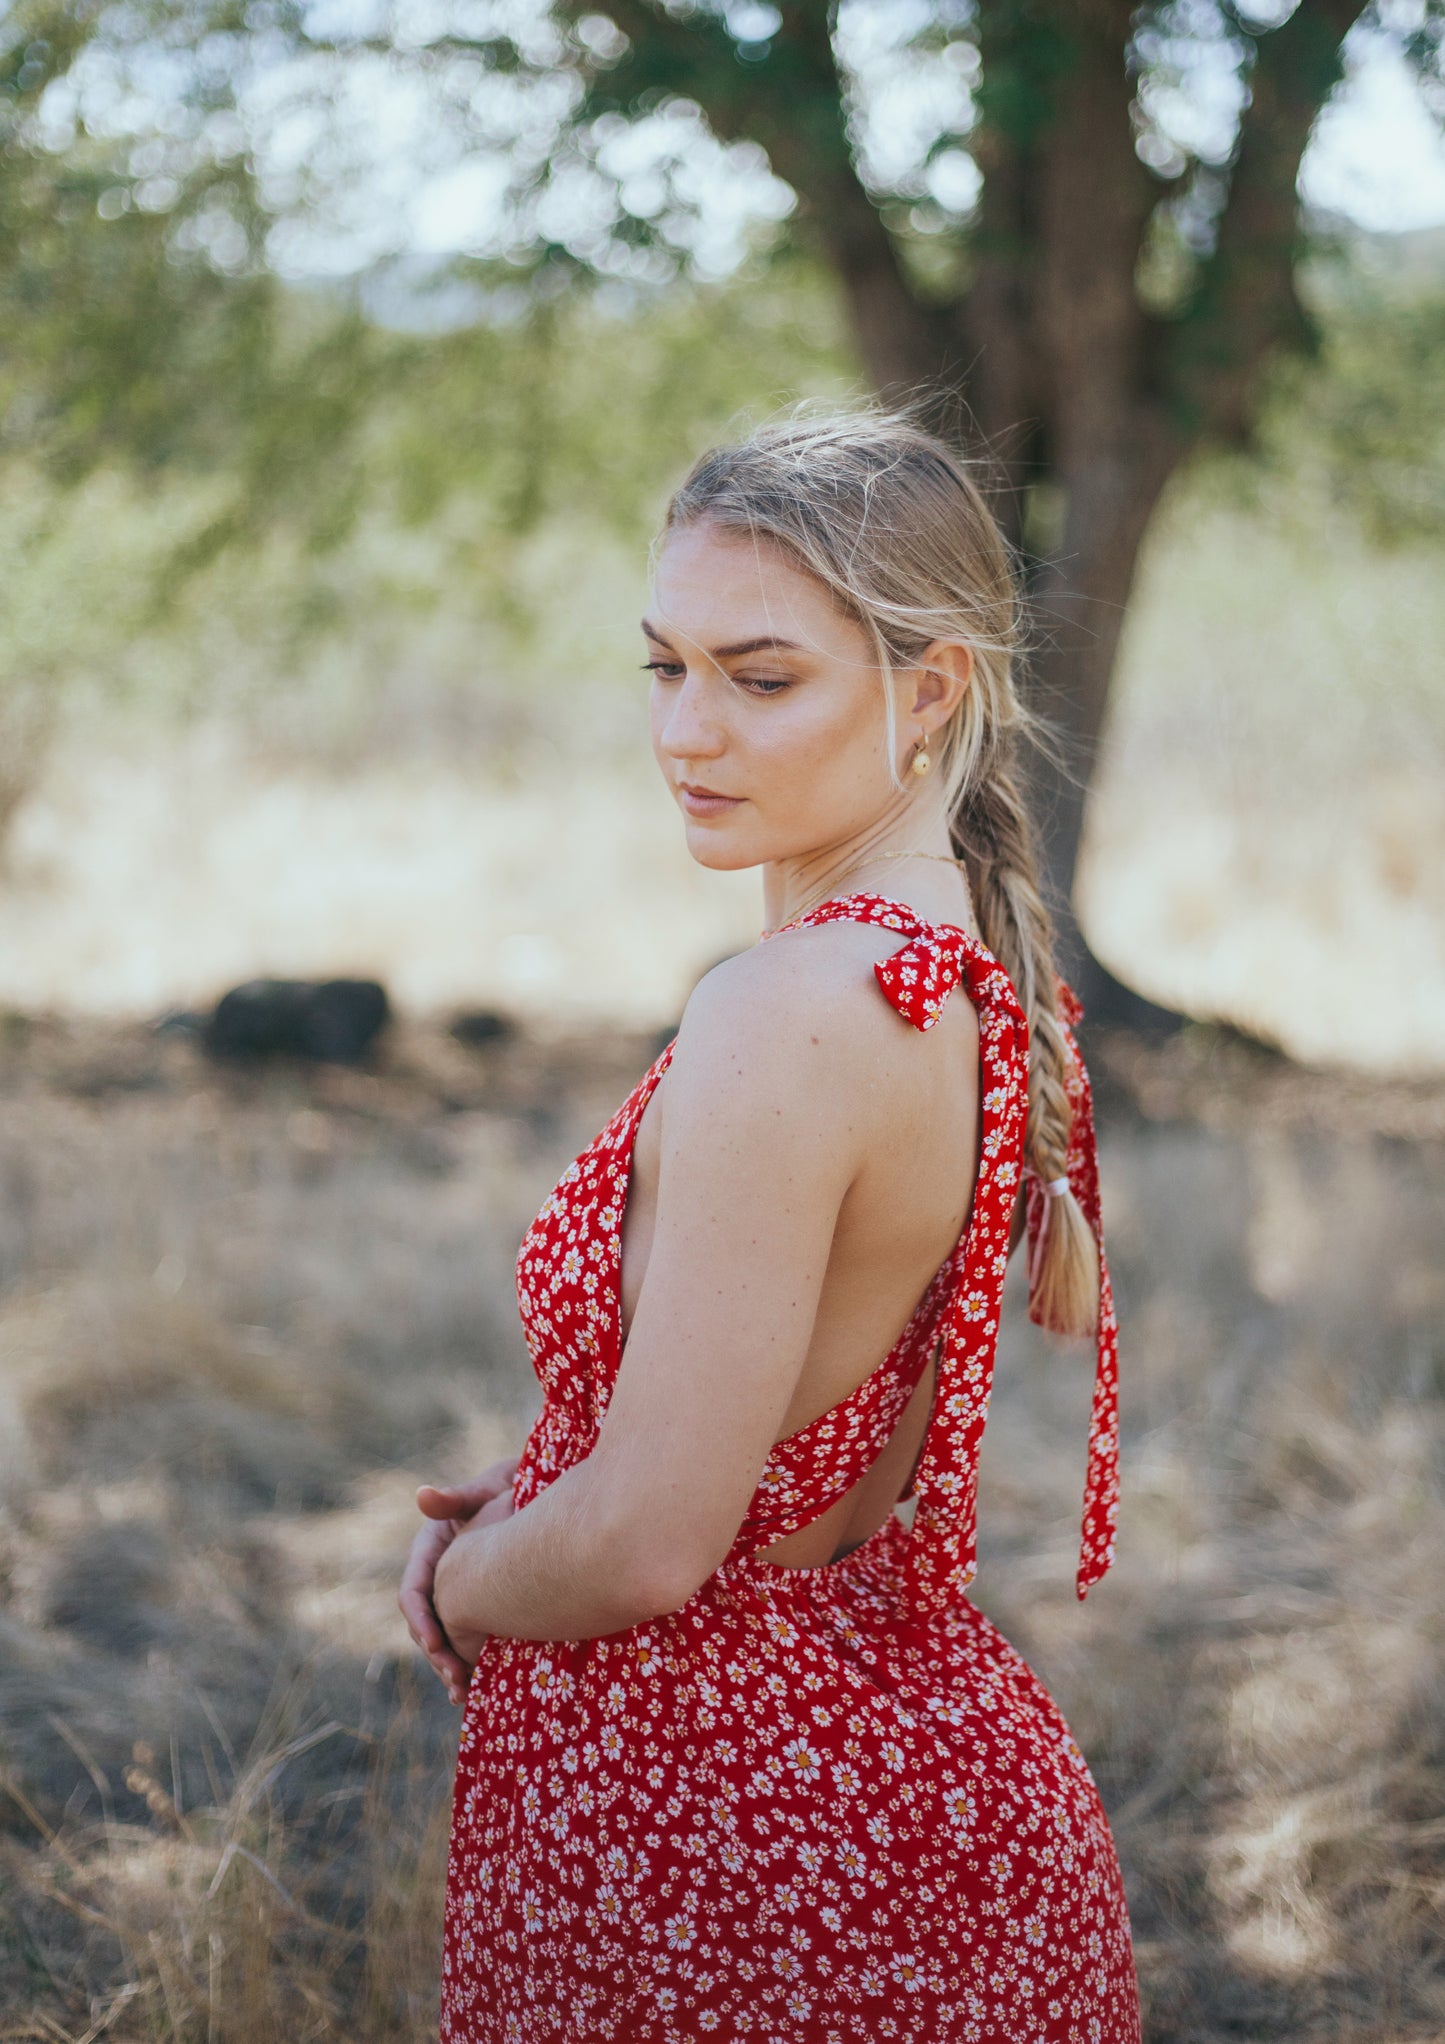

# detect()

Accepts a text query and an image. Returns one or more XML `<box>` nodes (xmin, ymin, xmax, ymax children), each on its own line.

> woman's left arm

<box><xmin>433</xmin><ymin>941</ymin><xmax>877</xmax><ymax>1653</ymax></box>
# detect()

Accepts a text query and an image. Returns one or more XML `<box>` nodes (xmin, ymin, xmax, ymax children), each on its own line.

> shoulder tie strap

<box><xmin>1023</xmin><ymin>975</ymin><xmax>1121</xmax><ymax>1598</ymax></box>
<box><xmin>890</xmin><ymin>956</ymin><xmax>1029</xmax><ymax>1615</ymax></box>
<box><xmin>873</xmin><ymin>927</ymin><xmax>1028</xmax><ymax>1036</ymax></box>
<box><xmin>763</xmin><ymin>894</ymin><xmax>1120</xmax><ymax>1602</ymax></box>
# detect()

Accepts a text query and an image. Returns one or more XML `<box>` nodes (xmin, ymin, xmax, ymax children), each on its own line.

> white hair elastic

<box><xmin>1025</xmin><ymin>1172</ymin><xmax>1072</xmax><ymax>1288</ymax></box>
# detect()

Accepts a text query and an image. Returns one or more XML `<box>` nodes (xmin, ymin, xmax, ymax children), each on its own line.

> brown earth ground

<box><xmin>0</xmin><ymin>1010</ymin><xmax>1442</xmax><ymax>2042</ymax></box>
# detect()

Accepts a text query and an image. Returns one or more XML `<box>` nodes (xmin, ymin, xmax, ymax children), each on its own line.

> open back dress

<box><xmin>439</xmin><ymin>892</ymin><xmax>1139</xmax><ymax>2042</ymax></box>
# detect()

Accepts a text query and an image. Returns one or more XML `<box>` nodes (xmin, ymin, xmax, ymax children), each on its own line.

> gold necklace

<box><xmin>775</xmin><ymin>848</ymin><xmax>976</xmax><ymax>932</ymax></box>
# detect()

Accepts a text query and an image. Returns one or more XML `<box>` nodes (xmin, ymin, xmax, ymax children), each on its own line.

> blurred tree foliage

<box><xmin>0</xmin><ymin>0</ymin><xmax>1438</xmax><ymax>842</ymax></box>
<box><xmin>0</xmin><ymin>0</ymin><xmax>391</xmax><ymax>557</ymax></box>
<box><xmin>0</xmin><ymin>0</ymin><xmax>854</xmax><ymax>808</ymax></box>
<box><xmin>0</xmin><ymin>246</ymin><xmax>856</xmax><ymax>801</ymax></box>
<box><xmin>0</xmin><ymin>0</ymin><xmax>375</xmax><ymax>815</ymax></box>
<box><xmin>1264</xmin><ymin>244</ymin><xmax>1445</xmax><ymax>542</ymax></box>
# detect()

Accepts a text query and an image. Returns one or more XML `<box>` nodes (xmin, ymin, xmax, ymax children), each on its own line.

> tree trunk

<box><xmin>567</xmin><ymin>0</ymin><xmax>1363</xmax><ymax>1035</ymax></box>
<box><xmin>1021</xmin><ymin>429</ymin><xmax>1183</xmax><ymax>1026</ymax></box>
<box><xmin>956</xmin><ymin>1</ymin><xmax>1188</xmax><ymax>1026</ymax></box>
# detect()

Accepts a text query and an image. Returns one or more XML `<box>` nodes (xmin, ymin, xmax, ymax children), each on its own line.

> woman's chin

<box><xmin>680</xmin><ymin>825</ymin><xmax>759</xmax><ymax>874</ymax></box>
<box><xmin>685</xmin><ymin>846</ymin><xmax>756</xmax><ymax>874</ymax></box>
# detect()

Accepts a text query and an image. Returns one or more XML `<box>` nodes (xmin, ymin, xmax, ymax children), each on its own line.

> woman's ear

<box><xmin>910</xmin><ymin>640</ymin><xmax>974</xmax><ymax>725</ymax></box>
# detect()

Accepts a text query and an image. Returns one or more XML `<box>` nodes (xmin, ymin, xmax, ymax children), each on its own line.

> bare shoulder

<box><xmin>666</xmin><ymin>919</ymin><xmax>908</xmax><ymax>1120</ymax></box>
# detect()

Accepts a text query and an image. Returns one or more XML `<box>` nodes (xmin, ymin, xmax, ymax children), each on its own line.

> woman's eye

<box><xmin>638</xmin><ymin>661</ymin><xmax>789</xmax><ymax>696</ymax></box>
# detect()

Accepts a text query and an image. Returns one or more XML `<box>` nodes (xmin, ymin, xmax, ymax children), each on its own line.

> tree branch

<box><xmin>1031</xmin><ymin>1</ymin><xmax>1161</xmax><ymax>462</ymax></box>
<box><xmin>961</xmin><ymin>4</ymin><xmax>1053</xmax><ymax>506</ymax></box>
<box><xmin>964</xmin><ymin>1</ymin><xmax>1163</xmax><ymax>538</ymax></box>
<box><xmin>1167</xmin><ymin>0</ymin><xmax>1368</xmax><ymax>443</ymax></box>
<box><xmin>558</xmin><ymin>0</ymin><xmax>957</xmax><ymax>397</ymax></box>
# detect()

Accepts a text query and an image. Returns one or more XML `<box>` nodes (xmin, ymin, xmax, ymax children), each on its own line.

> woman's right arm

<box><xmin>425</xmin><ymin>939</ymin><xmax>873</xmax><ymax>1649</ymax></box>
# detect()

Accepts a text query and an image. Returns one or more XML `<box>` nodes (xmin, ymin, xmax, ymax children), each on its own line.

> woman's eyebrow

<box><xmin>640</xmin><ymin>620</ymin><xmax>807</xmax><ymax>659</ymax></box>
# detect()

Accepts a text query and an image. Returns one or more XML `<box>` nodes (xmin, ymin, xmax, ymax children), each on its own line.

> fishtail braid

<box><xmin>952</xmin><ymin>757</ymin><xmax>1100</xmax><ymax>1337</ymax></box>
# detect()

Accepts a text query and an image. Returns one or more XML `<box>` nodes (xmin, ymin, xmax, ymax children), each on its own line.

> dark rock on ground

<box><xmin>206</xmin><ymin>979</ymin><xmax>391</xmax><ymax>1064</ymax></box>
<box><xmin>448</xmin><ymin>1008</ymin><xmax>517</xmax><ymax>1049</ymax></box>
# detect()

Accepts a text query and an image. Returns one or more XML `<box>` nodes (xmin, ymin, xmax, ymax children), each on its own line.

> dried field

<box><xmin>0</xmin><ymin>1005</ymin><xmax>1441</xmax><ymax>2042</ymax></box>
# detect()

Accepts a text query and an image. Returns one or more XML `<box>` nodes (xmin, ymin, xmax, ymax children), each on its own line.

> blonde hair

<box><xmin>659</xmin><ymin>400</ymin><xmax>1099</xmax><ymax>1338</ymax></box>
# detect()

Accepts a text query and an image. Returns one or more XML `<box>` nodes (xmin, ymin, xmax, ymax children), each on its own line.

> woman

<box><xmin>399</xmin><ymin>406</ymin><xmax>1139</xmax><ymax>2042</ymax></box>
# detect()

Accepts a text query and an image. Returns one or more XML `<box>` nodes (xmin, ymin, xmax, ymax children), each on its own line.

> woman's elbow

<box><xmin>579</xmin><ymin>1561</ymin><xmax>700</xmax><ymax>1636</ymax></box>
<box><xmin>589</xmin><ymin>1506</ymin><xmax>719</xmax><ymax>1627</ymax></box>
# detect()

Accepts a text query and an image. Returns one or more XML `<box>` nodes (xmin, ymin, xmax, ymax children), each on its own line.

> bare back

<box><xmin>620</xmin><ymin>918</ymin><xmax>988</xmax><ymax>1569</ymax></box>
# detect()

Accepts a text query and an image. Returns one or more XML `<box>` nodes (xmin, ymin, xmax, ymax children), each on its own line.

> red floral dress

<box><xmin>440</xmin><ymin>893</ymin><xmax>1138</xmax><ymax>2043</ymax></box>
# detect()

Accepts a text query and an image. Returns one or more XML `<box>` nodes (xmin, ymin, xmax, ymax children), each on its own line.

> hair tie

<box><xmin>1025</xmin><ymin>1172</ymin><xmax>1071</xmax><ymax>1291</ymax></box>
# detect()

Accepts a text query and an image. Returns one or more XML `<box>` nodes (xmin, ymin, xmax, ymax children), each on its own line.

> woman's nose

<box><xmin>659</xmin><ymin>677</ymin><xmax>726</xmax><ymax>761</ymax></box>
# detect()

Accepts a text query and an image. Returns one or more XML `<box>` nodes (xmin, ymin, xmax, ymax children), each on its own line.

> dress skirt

<box><xmin>441</xmin><ymin>1513</ymin><xmax>1139</xmax><ymax>2043</ymax></box>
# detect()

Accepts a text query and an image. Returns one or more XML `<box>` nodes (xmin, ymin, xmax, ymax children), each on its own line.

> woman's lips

<box><xmin>678</xmin><ymin>785</ymin><xmax>744</xmax><ymax>817</ymax></box>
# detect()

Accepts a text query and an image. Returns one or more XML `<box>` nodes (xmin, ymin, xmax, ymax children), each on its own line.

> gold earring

<box><xmin>910</xmin><ymin>733</ymin><xmax>932</xmax><ymax>778</ymax></box>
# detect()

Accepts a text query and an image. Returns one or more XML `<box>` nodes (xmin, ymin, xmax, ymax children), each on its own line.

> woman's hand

<box><xmin>432</xmin><ymin>1524</ymin><xmax>501</xmax><ymax>1675</ymax></box>
<box><xmin>398</xmin><ymin>1455</ymin><xmax>519</xmax><ymax>1704</ymax></box>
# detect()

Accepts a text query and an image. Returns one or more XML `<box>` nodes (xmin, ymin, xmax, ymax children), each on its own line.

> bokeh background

<box><xmin>1</xmin><ymin>4</ymin><xmax>1443</xmax><ymax>2040</ymax></box>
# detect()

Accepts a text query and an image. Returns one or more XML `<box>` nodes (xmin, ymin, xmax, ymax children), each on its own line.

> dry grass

<box><xmin>0</xmin><ymin>1011</ymin><xmax>1442</xmax><ymax>2040</ymax></box>
<box><xmin>975</xmin><ymin>1030</ymin><xmax>1445</xmax><ymax>2041</ymax></box>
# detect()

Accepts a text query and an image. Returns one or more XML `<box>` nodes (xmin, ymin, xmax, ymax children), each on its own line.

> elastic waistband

<box><xmin>707</xmin><ymin>1510</ymin><xmax>912</xmax><ymax>1614</ymax></box>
